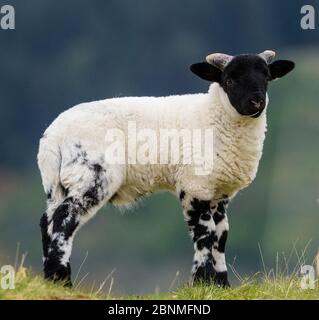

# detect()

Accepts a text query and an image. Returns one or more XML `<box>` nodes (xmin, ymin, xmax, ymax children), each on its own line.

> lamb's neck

<box><xmin>207</xmin><ymin>83</ymin><xmax>267</xmax><ymax>190</ymax></box>
<box><xmin>207</xmin><ymin>83</ymin><xmax>267</xmax><ymax>137</ymax></box>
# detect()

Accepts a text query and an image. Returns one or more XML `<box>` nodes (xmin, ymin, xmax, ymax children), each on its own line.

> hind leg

<box><xmin>42</xmin><ymin>196</ymin><xmax>100</xmax><ymax>285</ymax></box>
<box><xmin>40</xmin><ymin>159</ymin><xmax>123</xmax><ymax>285</ymax></box>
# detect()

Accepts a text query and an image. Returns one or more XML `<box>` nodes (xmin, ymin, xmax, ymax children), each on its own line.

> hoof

<box><xmin>193</xmin><ymin>262</ymin><xmax>230</xmax><ymax>288</ymax></box>
<box><xmin>44</xmin><ymin>260</ymin><xmax>72</xmax><ymax>287</ymax></box>
<box><xmin>213</xmin><ymin>271</ymin><xmax>230</xmax><ymax>288</ymax></box>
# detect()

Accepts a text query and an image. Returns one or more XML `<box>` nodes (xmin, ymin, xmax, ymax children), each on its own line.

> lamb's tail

<box><xmin>37</xmin><ymin>134</ymin><xmax>64</xmax><ymax>203</ymax></box>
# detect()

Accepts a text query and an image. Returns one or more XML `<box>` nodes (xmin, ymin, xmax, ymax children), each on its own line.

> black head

<box><xmin>191</xmin><ymin>50</ymin><xmax>295</xmax><ymax>118</ymax></box>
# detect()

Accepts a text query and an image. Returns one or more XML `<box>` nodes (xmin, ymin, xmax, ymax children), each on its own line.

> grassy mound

<box><xmin>0</xmin><ymin>267</ymin><xmax>318</xmax><ymax>300</ymax></box>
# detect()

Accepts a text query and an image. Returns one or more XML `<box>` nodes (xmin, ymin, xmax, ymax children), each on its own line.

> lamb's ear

<box><xmin>268</xmin><ymin>60</ymin><xmax>295</xmax><ymax>80</ymax></box>
<box><xmin>190</xmin><ymin>62</ymin><xmax>222</xmax><ymax>83</ymax></box>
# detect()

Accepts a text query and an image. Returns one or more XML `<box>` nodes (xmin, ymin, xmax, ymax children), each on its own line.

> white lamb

<box><xmin>38</xmin><ymin>50</ymin><xmax>295</xmax><ymax>287</ymax></box>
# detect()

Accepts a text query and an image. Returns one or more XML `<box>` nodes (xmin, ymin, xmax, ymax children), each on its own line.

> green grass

<box><xmin>0</xmin><ymin>267</ymin><xmax>108</xmax><ymax>300</ymax></box>
<box><xmin>1</xmin><ymin>267</ymin><xmax>318</xmax><ymax>300</ymax></box>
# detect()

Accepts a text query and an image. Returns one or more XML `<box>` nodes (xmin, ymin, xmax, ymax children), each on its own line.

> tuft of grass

<box><xmin>0</xmin><ymin>267</ymin><xmax>105</xmax><ymax>300</ymax></box>
<box><xmin>167</xmin><ymin>277</ymin><xmax>319</xmax><ymax>300</ymax></box>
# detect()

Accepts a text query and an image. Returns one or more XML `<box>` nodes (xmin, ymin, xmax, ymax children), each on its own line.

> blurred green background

<box><xmin>0</xmin><ymin>0</ymin><xmax>318</xmax><ymax>294</ymax></box>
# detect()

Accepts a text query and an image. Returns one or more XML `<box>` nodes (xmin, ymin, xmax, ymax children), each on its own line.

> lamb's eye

<box><xmin>226</xmin><ymin>79</ymin><xmax>234</xmax><ymax>87</ymax></box>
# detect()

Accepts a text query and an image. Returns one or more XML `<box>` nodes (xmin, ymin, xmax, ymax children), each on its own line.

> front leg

<box><xmin>179</xmin><ymin>191</ymin><xmax>230</xmax><ymax>287</ymax></box>
<box><xmin>211</xmin><ymin>198</ymin><xmax>230</xmax><ymax>287</ymax></box>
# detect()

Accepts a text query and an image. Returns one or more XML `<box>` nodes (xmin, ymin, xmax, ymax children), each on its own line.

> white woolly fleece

<box><xmin>38</xmin><ymin>83</ymin><xmax>267</xmax><ymax>206</ymax></box>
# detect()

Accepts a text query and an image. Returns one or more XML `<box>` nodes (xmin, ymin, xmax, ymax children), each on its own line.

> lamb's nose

<box><xmin>250</xmin><ymin>98</ymin><xmax>264</xmax><ymax>109</ymax></box>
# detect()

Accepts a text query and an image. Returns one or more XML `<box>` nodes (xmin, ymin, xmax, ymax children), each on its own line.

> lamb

<box><xmin>37</xmin><ymin>50</ymin><xmax>295</xmax><ymax>287</ymax></box>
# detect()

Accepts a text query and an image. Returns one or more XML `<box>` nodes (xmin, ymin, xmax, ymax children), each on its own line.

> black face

<box><xmin>221</xmin><ymin>55</ymin><xmax>269</xmax><ymax>117</ymax></box>
<box><xmin>190</xmin><ymin>54</ymin><xmax>295</xmax><ymax>118</ymax></box>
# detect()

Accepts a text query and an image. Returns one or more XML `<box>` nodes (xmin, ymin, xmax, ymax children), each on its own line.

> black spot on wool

<box><xmin>92</xmin><ymin>163</ymin><xmax>103</xmax><ymax>172</ymax></box>
<box><xmin>83</xmin><ymin>188</ymin><xmax>100</xmax><ymax>208</ymax></box>
<box><xmin>46</xmin><ymin>189</ymin><xmax>52</xmax><ymax>200</ymax></box>
<box><xmin>83</xmin><ymin>163</ymin><xmax>107</xmax><ymax>208</ymax></box>
<box><xmin>192</xmin><ymin>224</ymin><xmax>209</xmax><ymax>242</ymax></box>
<box><xmin>217</xmin><ymin>201</ymin><xmax>226</xmax><ymax>214</ymax></box>
<box><xmin>39</xmin><ymin>213</ymin><xmax>51</xmax><ymax>258</ymax></box>
<box><xmin>191</xmin><ymin>198</ymin><xmax>210</xmax><ymax>213</ymax></box>
<box><xmin>213</xmin><ymin>211</ymin><xmax>225</xmax><ymax>225</ymax></box>
<box><xmin>201</xmin><ymin>212</ymin><xmax>211</xmax><ymax>221</ymax></box>
<box><xmin>214</xmin><ymin>198</ymin><xmax>229</xmax><ymax>224</ymax></box>
<box><xmin>217</xmin><ymin>230</ymin><xmax>228</xmax><ymax>253</ymax></box>
<box><xmin>187</xmin><ymin>198</ymin><xmax>211</xmax><ymax>227</ymax></box>
<box><xmin>196</xmin><ymin>232</ymin><xmax>215</xmax><ymax>251</ymax></box>
<box><xmin>52</xmin><ymin>198</ymin><xmax>80</xmax><ymax>240</ymax></box>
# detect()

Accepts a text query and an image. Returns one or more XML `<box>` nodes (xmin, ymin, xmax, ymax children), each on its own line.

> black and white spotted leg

<box><xmin>179</xmin><ymin>191</ymin><xmax>230</xmax><ymax>287</ymax></box>
<box><xmin>42</xmin><ymin>197</ymin><xmax>92</xmax><ymax>286</ymax></box>
<box><xmin>211</xmin><ymin>198</ymin><xmax>230</xmax><ymax>287</ymax></box>
<box><xmin>39</xmin><ymin>157</ymin><xmax>118</xmax><ymax>286</ymax></box>
<box><xmin>179</xmin><ymin>191</ymin><xmax>217</xmax><ymax>285</ymax></box>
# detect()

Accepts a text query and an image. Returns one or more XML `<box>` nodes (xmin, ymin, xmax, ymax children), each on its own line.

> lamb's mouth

<box><xmin>250</xmin><ymin>110</ymin><xmax>263</xmax><ymax>118</ymax></box>
<box><xmin>241</xmin><ymin>110</ymin><xmax>263</xmax><ymax>118</ymax></box>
